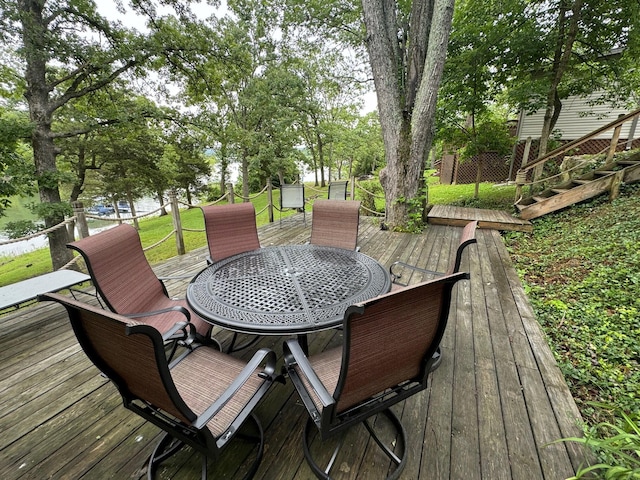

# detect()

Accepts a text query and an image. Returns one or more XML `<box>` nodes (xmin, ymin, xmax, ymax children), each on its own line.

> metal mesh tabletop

<box><xmin>187</xmin><ymin>245</ymin><xmax>391</xmax><ymax>334</ymax></box>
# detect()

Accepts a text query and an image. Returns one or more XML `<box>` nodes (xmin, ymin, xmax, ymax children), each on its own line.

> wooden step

<box><xmin>532</xmin><ymin>196</ymin><xmax>547</xmax><ymax>203</ymax></box>
<box><xmin>551</xmin><ymin>188</ymin><xmax>569</xmax><ymax>194</ymax></box>
<box><xmin>594</xmin><ymin>170</ymin><xmax>617</xmax><ymax>176</ymax></box>
<box><xmin>617</xmin><ymin>160</ymin><xmax>640</xmax><ymax>166</ymax></box>
<box><xmin>518</xmin><ymin>175</ymin><xmax>615</xmax><ymax>220</ymax></box>
<box><xmin>572</xmin><ymin>179</ymin><xmax>591</xmax><ymax>185</ymax></box>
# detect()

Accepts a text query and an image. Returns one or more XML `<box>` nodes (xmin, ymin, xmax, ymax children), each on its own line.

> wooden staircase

<box><xmin>514</xmin><ymin>107</ymin><xmax>640</xmax><ymax>220</ymax></box>
<box><xmin>515</xmin><ymin>151</ymin><xmax>640</xmax><ymax>220</ymax></box>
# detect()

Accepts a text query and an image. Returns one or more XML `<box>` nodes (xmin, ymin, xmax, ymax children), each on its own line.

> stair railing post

<box><xmin>169</xmin><ymin>190</ymin><xmax>185</xmax><ymax>256</ymax></box>
<box><xmin>606</xmin><ymin>114</ymin><xmax>625</xmax><ymax>163</ymax></box>
<box><xmin>626</xmin><ymin>115</ymin><xmax>638</xmax><ymax>151</ymax></box>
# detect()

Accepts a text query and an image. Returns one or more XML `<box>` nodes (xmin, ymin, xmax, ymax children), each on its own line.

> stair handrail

<box><xmin>514</xmin><ymin>106</ymin><xmax>640</xmax><ymax>203</ymax></box>
<box><xmin>517</xmin><ymin>106</ymin><xmax>640</xmax><ymax>175</ymax></box>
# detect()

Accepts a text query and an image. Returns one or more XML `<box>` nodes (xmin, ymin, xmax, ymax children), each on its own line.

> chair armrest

<box><xmin>124</xmin><ymin>306</ymin><xmax>193</xmax><ymax>345</ymax></box>
<box><xmin>193</xmin><ymin>348</ymin><xmax>278</xmax><ymax>429</ymax></box>
<box><xmin>123</xmin><ymin>305</ymin><xmax>191</xmax><ymax>322</ymax></box>
<box><xmin>283</xmin><ymin>338</ymin><xmax>335</xmax><ymax>410</ymax></box>
<box><xmin>389</xmin><ymin>261</ymin><xmax>444</xmax><ymax>286</ymax></box>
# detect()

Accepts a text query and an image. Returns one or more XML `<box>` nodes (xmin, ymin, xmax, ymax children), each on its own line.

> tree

<box><xmin>1</xmin><ymin>0</ymin><xmax>210</xmax><ymax>269</ymax></box>
<box><xmin>1</xmin><ymin>0</ymin><xmax>160</xmax><ymax>268</ymax></box>
<box><xmin>503</xmin><ymin>0</ymin><xmax>640</xmax><ymax>157</ymax></box>
<box><xmin>361</xmin><ymin>0</ymin><xmax>455</xmax><ymax>228</ymax></box>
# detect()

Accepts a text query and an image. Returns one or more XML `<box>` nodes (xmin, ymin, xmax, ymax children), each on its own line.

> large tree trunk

<box><xmin>362</xmin><ymin>0</ymin><xmax>454</xmax><ymax>228</ymax></box>
<box><xmin>20</xmin><ymin>0</ymin><xmax>73</xmax><ymax>270</ymax></box>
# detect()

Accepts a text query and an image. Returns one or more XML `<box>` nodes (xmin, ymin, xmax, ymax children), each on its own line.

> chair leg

<box><xmin>236</xmin><ymin>413</ymin><xmax>265</xmax><ymax>480</ymax></box>
<box><xmin>146</xmin><ymin>432</ymin><xmax>184</xmax><ymax>480</ymax></box>
<box><xmin>302</xmin><ymin>409</ymin><xmax>407</xmax><ymax>480</ymax></box>
<box><xmin>146</xmin><ymin>414</ymin><xmax>264</xmax><ymax>480</ymax></box>
<box><xmin>227</xmin><ymin>332</ymin><xmax>261</xmax><ymax>353</ymax></box>
<box><xmin>430</xmin><ymin>346</ymin><xmax>442</xmax><ymax>372</ymax></box>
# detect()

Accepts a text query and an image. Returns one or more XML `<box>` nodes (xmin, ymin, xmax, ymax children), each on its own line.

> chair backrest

<box><xmin>333</xmin><ymin>272</ymin><xmax>468</xmax><ymax>414</ymax></box>
<box><xmin>201</xmin><ymin>203</ymin><xmax>260</xmax><ymax>262</ymax></box>
<box><xmin>447</xmin><ymin>220</ymin><xmax>478</xmax><ymax>275</ymax></box>
<box><xmin>328</xmin><ymin>181</ymin><xmax>348</xmax><ymax>200</ymax></box>
<box><xmin>310</xmin><ymin>199</ymin><xmax>361</xmax><ymax>250</ymax></box>
<box><xmin>280</xmin><ymin>184</ymin><xmax>305</xmax><ymax>209</ymax></box>
<box><xmin>40</xmin><ymin>292</ymin><xmax>196</xmax><ymax>425</ymax></box>
<box><xmin>67</xmin><ymin>224</ymin><xmax>169</xmax><ymax>314</ymax></box>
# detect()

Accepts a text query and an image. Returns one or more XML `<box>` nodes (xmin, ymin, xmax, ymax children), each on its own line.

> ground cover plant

<box><xmin>504</xmin><ymin>183</ymin><xmax>640</xmax><ymax>477</ymax></box>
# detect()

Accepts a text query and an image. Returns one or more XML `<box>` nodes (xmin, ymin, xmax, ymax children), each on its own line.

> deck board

<box><xmin>428</xmin><ymin>204</ymin><xmax>533</xmax><ymax>232</ymax></box>
<box><xmin>0</xmin><ymin>214</ymin><xmax>589</xmax><ymax>479</ymax></box>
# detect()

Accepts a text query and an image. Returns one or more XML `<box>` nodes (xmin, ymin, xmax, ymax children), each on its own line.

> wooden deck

<box><xmin>0</xmin><ymin>214</ymin><xmax>589</xmax><ymax>479</ymax></box>
<box><xmin>428</xmin><ymin>205</ymin><xmax>533</xmax><ymax>232</ymax></box>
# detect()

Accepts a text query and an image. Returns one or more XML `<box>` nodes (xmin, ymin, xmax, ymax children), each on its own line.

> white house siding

<box><xmin>516</xmin><ymin>94</ymin><xmax>632</xmax><ymax>141</ymax></box>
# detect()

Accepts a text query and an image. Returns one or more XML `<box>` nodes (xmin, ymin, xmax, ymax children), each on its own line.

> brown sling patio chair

<box><xmin>201</xmin><ymin>202</ymin><xmax>261</xmax><ymax>265</ymax></box>
<box><xmin>200</xmin><ymin>202</ymin><xmax>262</xmax><ymax>352</ymax></box>
<box><xmin>40</xmin><ymin>292</ymin><xmax>278</xmax><ymax>480</ymax></box>
<box><xmin>68</xmin><ymin>223</ymin><xmax>217</xmax><ymax>348</ymax></box>
<box><xmin>388</xmin><ymin>220</ymin><xmax>477</xmax><ymax>371</ymax></box>
<box><xmin>310</xmin><ymin>199</ymin><xmax>362</xmax><ymax>251</ymax></box>
<box><xmin>283</xmin><ymin>271</ymin><xmax>469</xmax><ymax>480</ymax></box>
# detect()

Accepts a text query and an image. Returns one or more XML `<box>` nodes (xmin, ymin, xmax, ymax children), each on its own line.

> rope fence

<box><xmin>2</xmin><ymin>176</ymin><xmax>389</xmax><ymax>270</ymax></box>
<box><xmin>0</xmin><ymin>216</ymin><xmax>77</xmax><ymax>246</ymax></box>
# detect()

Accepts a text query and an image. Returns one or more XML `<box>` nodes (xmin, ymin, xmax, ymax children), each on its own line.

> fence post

<box><xmin>227</xmin><ymin>183</ymin><xmax>235</xmax><ymax>203</ymax></box>
<box><xmin>72</xmin><ymin>201</ymin><xmax>90</xmax><ymax>239</ymax></box>
<box><xmin>350</xmin><ymin>177</ymin><xmax>356</xmax><ymax>200</ymax></box>
<box><xmin>267</xmin><ymin>182</ymin><xmax>274</xmax><ymax>223</ymax></box>
<box><xmin>169</xmin><ymin>190</ymin><xmax>185</xmax><ymax>255</ymax></box>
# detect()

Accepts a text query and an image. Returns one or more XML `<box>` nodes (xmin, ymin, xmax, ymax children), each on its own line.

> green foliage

<box><xmin>205</xmin><ymin>184</ymin><xmax>222</xmax><ymax>202</ymax></box>
<box><xmin>504</xmin><ymin>184</ymin><xmax>640</xmax><ymax>425</ymax></box>
<box><xmin>3</xmin><ymin>220</ymin><xmax>44</xmax><ymax>239</ymax></box>
<box><xmin>557</xmin><ymin>406</ymin><xmax>640</xmax><ymax>479</ymax></box>
<box><xmin>439</xmin><ymin>109</ymin><xmax>515</xmax><ymax>161</ymax></box>
<box><xmin>30</xmin><ymin>201</ymin><xmax>73</xmax><ymax>220</ymax></box>
<box><xmin>394</xmin><ymin>191</ymin><xmax>428</xmax><ymax>233</ymax></box>
<box><xmin>0</xmin><ymin>108</ymin><xmax>36</xmax><ymax>215</ymax></box>
<box><xmin>355</xmin><ymin>178</ymin><xmax>384</xmax><ymax>214</ymax></box>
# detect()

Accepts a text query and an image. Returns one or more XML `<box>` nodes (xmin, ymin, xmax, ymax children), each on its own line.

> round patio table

<box><xmin>186</xmin><ymin>244</ymin><xmax>391</xmax><ymax>335</ymax></box>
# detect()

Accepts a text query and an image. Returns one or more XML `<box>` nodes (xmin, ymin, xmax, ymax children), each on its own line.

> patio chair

<box><xmin>327</xmin><ymin>180</ymin><xmax>348</xmax><ymax>200</ymax></box>
<box><xmin>200</xmin><ymin>202</ymin><xmax>262</xmax><ymax>352</ymax></box>
<box><xmin>280</xmin><ymin>184</ymin><xmax>305</xmax><ymax>225</ymax></box>
<box><xmin>388</xmin><ymin>220</ymin><xmax>477</xmax><ymax>371</ymax></box>
<box><xmin>201</xmin><ymin>203</ymin><xmax>260</xmax><ymax>265</ymax></box>
<box><xmin>310</xmin><ymin>199</ymin><xmax>361</xmax><ymax>251</ymax></box>
<box><xmin>283</xmin><ymin>271</ymin><xmax>469</xmax><ymax>480</ymax></box>
<box><xmin>40</xmin><ymin>292</ymin><xmax>278</xmax><ymax>480</ymax></box>
<box><xmin>67</xmin><ymin>224</ymin><xmax>216</xmax><ymax>348</ymax></box>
